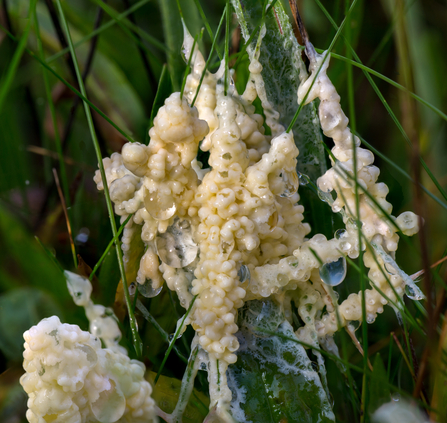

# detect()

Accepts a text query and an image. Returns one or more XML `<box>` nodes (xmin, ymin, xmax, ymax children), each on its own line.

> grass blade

<box><xmin>0</xmin><ymin>24</ymin><xmax>136</xmax><ymax>143</ymax></box>
<box><xmin>54</xmin><ymin>0</ymin><xmax>142</xmax><ymax>357</ymax></box>
<box><xmin>155</xmin><ymin>295</ymin><xmax>197</xmax><ymax>384</ymax></box>
<box><xmin>0</xmin><ymin>0</ymin><xmax>37</xmax><ymax>113</ymax></box>
<box><xmin>89</xmin><ymin>214</ymin><xmax>132</xmax><ymax>281</ymax></box>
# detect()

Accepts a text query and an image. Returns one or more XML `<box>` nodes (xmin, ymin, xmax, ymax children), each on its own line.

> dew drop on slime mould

<box><xmin>405</xmin><ymin>284</ymin><xmax>424</xmax><ymax>301</ymax></box>
<box><xmin>137</xmin><ymin>279</ymin><xmax>163</xmax><ymax>298</ymax></box>
<box><xmin>319</xmin><ymin>257</ymin><xmax>347</xmax><ymax>286</ymax></box>
<box><xmin>155</xmin><ymin>218</ymin><xmax>198</xmax><ymax>268</ymax></box>
<box><xmin>297</xmin><ymin>171</ymin><xmax>310</xmax><ymax>186</ymax></box>
<box><xmin>280</xmin><ymin>170</ymin><xmax>299</xmax><ymax>197</ymax></box>
<box><xmin>237</xmin><ymin>264</ymin><xmax>250</xmax><ymax>285</ymax></box>
<box><xmin>143</xmin><ymin>186</ymin><xmax>176</xmax><ymax>220</ymax></box>
<box><xmin>335</xmin><ymin>229</ymin><xmax>347</xmax><ymax>239</ymax></box>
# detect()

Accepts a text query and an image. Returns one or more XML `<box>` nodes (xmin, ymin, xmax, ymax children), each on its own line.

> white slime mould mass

<box><xmin>20</xmin><ymin>272</ymin><xmax>157</xmax><ymax>423</ymax></box>
<box><xmin>20</xmin><ymin>24</ymin><xmax>422</xmax><ymax>423</ymax></box>
<box><xmin>90</xmin><ymin>30</ymin><xmax>423</xmax><ymax>419</ymax></box>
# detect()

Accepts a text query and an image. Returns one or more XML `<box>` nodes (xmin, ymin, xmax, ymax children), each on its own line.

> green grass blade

<box><xmin>89</xmin><ymin>0</ymin><xmax>166</xmax><ymax>63</ymax></box>
<box><xmin>192</xmin><ymin>0</ymin><xmax>222</xmax><ymax>59</ymax></box>
<box><xmin>155</xmin><ymin>295</ymin><xmax>197</xmax><ymax>384</ymax></box>
<box><xmin>287</xmin><ymin>0</ymin><xmax>360</xmax><ymax>132</ymax></box>
<box><xmin>46</xmin><ymin>0</ymin><xmax>155</xmax><ymax>63</ymax></box>
<box><xmin>180</xmin><ymin>30</ymin><xmax>201</xmax><ymax>100</ymax></box>
<box><xmin>224</xmin><ymin>0</ymin><xmax>230</xmax><ymax>95</ymax></box>
<box><xmin>358</xmin><ymin>135</ymin><xmax>447</xmax><ymax>211</ymax></box>
<box><xmin>35</xmin><ymin>236</ymin><xmax>64</xmax><ymax>274</ymax></box>
<box><xmin>191</xmin><ymin>6</ymin><xmax>226</xmax><ymax>106</ymax></box>
<box><xmin>89</xmin><ymin>214</ymin><xmax>132</xmax><ymax>281</ymax></box>
<box><xmin>0</xmin><ymin>0</ymin><xmax>37</xmax><ymax>113</ymax></box>
<box><xmin>34</xmin><ymin>8</ymin><xmax>72</xmax><ymax>243</ymax></box>
<box><xmin>136</xmin><ymin>299</ymin><xmax>188</xmax><ymax>363</ymax></box>
<box><xmin>0</xmin><ymin>24</ymin><xmax>136</xmax><ymax>143</ymax></box>
<box><xmin>158</xmin><ymin>0</ymin><xmax>201</xmax><ymax>90</ymax></box>
<box><xmin>314</xmin><ymin>0</ymin><xmax>447</xmax><ymax>205</ymax></box>
<box><xmin>54</xmin><ymin>0</ymin><xmax>142</xmax><ymax>357</ymax></box>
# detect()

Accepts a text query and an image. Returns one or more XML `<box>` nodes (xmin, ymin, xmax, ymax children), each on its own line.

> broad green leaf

<box><xmin>228</xmin><ymin>300</ymin><xmax>335</xmax><ymax>423</ymax></box>
<box><xmin>0</xmin><ymin>288</ymin><xmax>62</xmax><ymax>361</ymax></box>
<box><xmin>0</xmin><ymin>205</ymin><xmax>70</xmax><ymax>300</ymax></box>
<box><xmin>158</xmin><ymin>0</ymin><xmax>202</xmax><ymax>91</ymax></box>
<box><xmin>369</xmin><ymin>354</ymin><xmax>391</xmax><ymax>415</ymax></box>
<box><xmin>231</xmin><ymin>0</ymin><xmax>333</xmax><ymax>237</ymax></box>
<box><xmin>148</xmin><ymin>371</ymin><xmax>210</xmax><ymax>422</ymax></box>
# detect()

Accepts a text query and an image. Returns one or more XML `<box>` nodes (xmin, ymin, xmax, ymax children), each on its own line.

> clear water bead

<box><xmin>319</xmin><ymin>257</ymin><xmax>347</xmax><ymax>286</ymax></box>
<box><xmin>297</xmin><ymin>171</ymin><xmax>310</xmax><ymax>186</ymax></box>
<box><xmin>318</xmin><ymin>189</ymin><xmax>334</xmax><ymax>205</ymax></box>
<box><xmin>156</xmin><ymin>218</ymin><xmax>198</xmax><ymax>268</ymax></box>
<box><xmin>335</xmin><ymin>228</ymin><xmax>347</xmax><ymax>239</ymax></box>
<box><xmin>280</xmin><ymin>171</ymin><xmax>299</xmax><ymax>197</ymax></box>
<box><xmin>237</xmin><ymin>264</ymin><xmax>250</xmax><ymax>284</ymax></box>
<box><xmin>137</xmin><ymin>279</ymin><xmax>163</xmax><ymax>298</ymax></box>
<box><xmin>405</xmin><ymin>284</ymin><xmax>424</xmax><ymax>301</ymax></box>
<box><xmin>143</xmin><ymin>186</ymin><xmax>176</xmax><ymax>220</ymax></box>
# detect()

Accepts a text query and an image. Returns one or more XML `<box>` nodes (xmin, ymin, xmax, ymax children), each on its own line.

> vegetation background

<box><xmin>0</xmin><ymin>0</ymin><xmax>446</xmax><ymax>422</ymax></box>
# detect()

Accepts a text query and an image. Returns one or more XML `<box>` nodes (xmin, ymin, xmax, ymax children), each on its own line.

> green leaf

<box><xmin>158</xmin><ymin>0</ymin><xmax>202</xmax><ymax>91</ymax></box>
<box><xmin>231</xmin><ymin>0</ymin><xmax>333</xmax><ymax>237</ymax></box>
<box><xmin>228</xmin><ymin>300</ymin><xmax>335</xmax><ymax>423</ymax></box>
<box><xmin>0</xmin><ymin>205</ymin><xmax>70</xmax><ymax>298</ymax></box>
<box><xmin>369</xmin><ymin>354</ymin><xmax>391</xmax><ymax>415</ymax></box>
<box><xmin>148</xmin><ymin>371</ymin><xmax>210</xmax><ymax>422</ymax></box>
<box><xmin>0</xmin><ymin>288</ymin><xmax>62</xmax><ymax>361</ymax></box>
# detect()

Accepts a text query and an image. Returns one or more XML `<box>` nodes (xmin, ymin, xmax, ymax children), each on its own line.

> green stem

<box><xmin>0</xmin><ymin>0</ymin><xmax>37</xmax><ymax>113</ymax></box>
<box><xmin>54</xmin><ymin>0</ymin><xmax>142</xmax><ymax>357</ymax></box>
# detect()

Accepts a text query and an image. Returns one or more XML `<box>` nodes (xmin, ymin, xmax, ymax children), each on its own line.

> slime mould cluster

<box><xmin>20</xmin><ymin>20</ymin><xmax>422</xmax><ymax>423</ymax></box>
<box><xmin>20</xmin><ymin>272</ymin><xmax>157</xmax><ymax>423</ymax></box>
<box><xmin>91</xmin><ymin>30</ymin><xmax>421</xmax><ymax>416</ymax></box>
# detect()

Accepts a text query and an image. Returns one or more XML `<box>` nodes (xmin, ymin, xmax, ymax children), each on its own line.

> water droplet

<box><xmin>335</xmin><ymin>229</ymin><xmax>347</xmax><ymax>240</ymax></box>
<box><xmin>199</xmin><ymin>361</ymin><xmax>207</xmax><ymax>371</ymax></box>
<box><xmin>137</xmin><ymin>279</ymin><xmax>163</xmax><ymax>298</ymax></box>
<box><xmin>237</xmin><ymin>265</ymin><xmax>250</xmax><ymax>284</ymax></box>
<box><xmin>366</xmin><ymin>314</ymin><xmax>376</xmax><ymax>324</ymax></box>
<box><xmin>168</xmin><ymin>333</ymin><xmax>175</xmax><ymax>342</ymax></box>
<box><xmin>156</xmin><ymin>218</ymin><xmax>198</xmax><ymax>268</ymax></box>
<box><xmin>347</xmin><ymin>217</ymin><xmax>362</xmax><ymax>228</ymax></box>
<box><xmin>143</xmin><ymin>187</ymin><xmax>176</xmax><ymax>220</ymax></box>
<box><xmin>392</xmin><ymin>392</ymin><xmax>401</xmax><ymax>402</ymax></box>
<box><xmin>405</xmin><ymin>284</ymin><xmax>424</xmax><ymax>301</ymax></box>
<box><xmin>385</xmin><ymin>263</ymin><xmax>397</xmax><ymax>275</ymax></box>
<box><xmin>128</xmin><ymin>282</ymin><xmax>136</xmax><ymax>296</ymax></box>
<box><xmin>75</xmin><ymin>227</ymin><xmax>90</xmax><ymax>245</ymax></box>
<box><xmin>318</xmin><ymin>189</ymin><xmax>333</xmax><ymax>205</ymax></box>
<box><xmin>297</xmin><ymin>171</ymin><xmax>310</xmax><ymax>186</ymax></box>
<box><xmin>25</xmin><ymin>180</ymin><xmax>30</xmax><ymax>185</ymax></box>
<box><xmin>319</xmin><ymin>257</ymin><xmax>347</xmax><ymax>286</ymax></box>
<box><xmin>280</xmin><ymin>170</ymin><xmax>298</xmax><ymax>197</ymax></box>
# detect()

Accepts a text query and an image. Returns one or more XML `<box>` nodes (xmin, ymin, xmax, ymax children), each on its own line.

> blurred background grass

<box><xmin>0</xmin><ymin>0</ymin><xmax>446</xmax><ymax>422</ymax></box>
